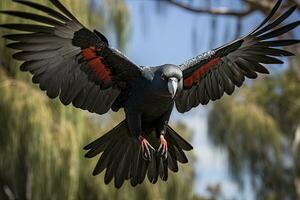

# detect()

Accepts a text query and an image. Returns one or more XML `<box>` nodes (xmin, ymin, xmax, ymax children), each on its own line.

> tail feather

<box><xmin>92</xmin><ymin>141</ymin><xmax>115</xmax><ymax>176</ymax></box>
<box><xmin>138</xmin><ymin>157</ymin><xmax>148</xmax><ymax>184</ymax></box>
<box><xmin>104</xmin><ymin>140</ymin><xmax>127</xmax><ymax>185</ymax></box>
<box><xmin>115</xmin><ymin>140</ymin><xmax>133</xmax><ymax>188</ymax></box>
<box><xmin>147</xmin><ymin>151</ymin><xmax>159</xmax><ymax>184</ymax></box>
<box><xmin>83</xmin><ymin>122</ymin><xmax>123</xmax><ymax>150</ymax></box>
<box><xmin>167</xmin><ymin>152</ymin><xmax>178</xmax><ymax>172</ymax></box>
<box><xmin>84</xmin><ymin>121</ymin><xmax>193</xmax><ymax>188</ymax></box>
<box><xmin>130</xmin><ymin>143</ymin><xmax>141</xmax><ymax>186</ymax></box>
<box><xmin>166</xmin><ymin>126</ymin><xmax>193</xmax><ymax>151</ymax></box>
<box><xmin>173</xmin><ymin>146</ymin><xmax>188</xmax><ymax>163</ymax></box>
<box><xmin>159</xmin><ymin>158</ymin><xmax>168</xmax><ymax>181</ymax></box>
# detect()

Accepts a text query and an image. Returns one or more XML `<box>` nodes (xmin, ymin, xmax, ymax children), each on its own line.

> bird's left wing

<box><xmin>176</xmin><ymin>0</ymin><xmax>300</xmax><ymax>113</ymax></box>
<box><xmin>1</xmin><ymin>0</ymin><xmax>142</xmax><ymax>115</ymax></box>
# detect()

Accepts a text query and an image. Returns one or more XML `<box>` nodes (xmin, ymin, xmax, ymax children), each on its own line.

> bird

<box><xmin>1</xmin><ymin>0</ymin><xmax>300</xmax><ymax>188</ymax></box>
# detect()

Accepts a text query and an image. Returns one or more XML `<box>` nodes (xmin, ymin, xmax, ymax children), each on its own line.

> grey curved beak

<box><xmin>168</xmin><ymin>77</ymin><xmax>178</xmax><ymax>98</ymax></box>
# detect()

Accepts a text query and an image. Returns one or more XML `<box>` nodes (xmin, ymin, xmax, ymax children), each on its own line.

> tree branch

<box><xmin>162</xmin><ymin>0</ymin><xmax>300</xmax><ymax>17</ymax></box>
<box><xmin>162</xmin><ymin>0</ymin><xmax>255</xmax><ymax>17</ymax></box>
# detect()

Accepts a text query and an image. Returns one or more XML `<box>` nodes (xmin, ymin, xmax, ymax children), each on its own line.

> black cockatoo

<box><xmin>1</xmin><ymin>0</ymin><xmax>300</xmax><ymax>188</ymax></box>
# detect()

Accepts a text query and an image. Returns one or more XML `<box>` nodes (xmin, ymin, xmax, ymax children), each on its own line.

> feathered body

<box><xmin>1</xmin><ymin>0</ymin><xmax>299</xmax><ymax>188</ymax></box>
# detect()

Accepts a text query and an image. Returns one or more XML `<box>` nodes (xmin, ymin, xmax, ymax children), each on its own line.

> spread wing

<box><xmin>1</xmin><ymin>0</ymin><xmax>142</xmax><ymax>114</ymax></box>
<box><xmin>175</xmin><ymin>0</ymin><xmax>300</xmax><ymax>113</ymax></box>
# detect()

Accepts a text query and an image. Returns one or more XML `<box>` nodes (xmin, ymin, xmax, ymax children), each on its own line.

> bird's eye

<box><xmin>161</xmin><ymin>74</ymin><xmax>166</xmax><ymax>80</ymax></box>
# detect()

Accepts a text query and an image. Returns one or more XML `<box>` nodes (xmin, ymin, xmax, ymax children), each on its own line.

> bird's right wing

<box><xmin>1</xmin><ymin>0</ymin><xmax>142</xmax><ymax>115</ymax></box>
<box><xmin>176</xmin><ymin>0</ymin><xmax>300</xmax><ymax>113</ymax></box>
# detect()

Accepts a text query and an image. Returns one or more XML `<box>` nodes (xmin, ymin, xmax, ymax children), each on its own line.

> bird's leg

<box><xmin>158</xmin><ymin>134</ymin><xmax>168</xmax><ymax>159</ymax></box>
<box><xmin>126</xmin><ymin>111</ymin><xmax>155</xmax><ymax>160</ymax></box>
<box><xmin>155</xmin><ymin>104</ymin><xmax>173</xmax><ymax>159</ymax></box>
<box><xmin>139</xmin><ymin>135</ymin><xmax>155</xmax><ymax>160</ymax></box>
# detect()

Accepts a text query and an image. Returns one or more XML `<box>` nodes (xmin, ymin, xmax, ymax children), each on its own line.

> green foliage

<box><xmin>209</xmin><ymin>96</ymin><xmax>282</xmax><ymax>178</ymax></box>
<box><xmin>106</xmin><ymin>0</ymin><xmax>130</xmax><ymax>50</ymax></box>
<box><xmin>0</xmin><ymin>70</ymin><xmax>80</xmax><ymax>200</ymax></box>
<box><xmin>208</xmin><ymin>52</ymin><xmax>300</xmax><ymax>199</ymax></box>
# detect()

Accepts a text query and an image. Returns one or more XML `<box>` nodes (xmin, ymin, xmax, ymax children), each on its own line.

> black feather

<box><xmin>92</xmin><ymin>139</ymin><xmax>119</xmax><ymax>176</ymax></box>
<box><xmin>205</xmin><ymin>74</ymin><xmax>214</xmax><ymax>100</ymax></box>
<box><xmin>257</xmin><ymin>21</ymin><xmax>300</xmax><ymax>40</ymax></box>
<box><xmin>130</xmin><ymin>147</ymin><xmax>142</xmax><ymax>186</ymax></box>
<box><xmin>13</xmin><ymin>0</ymin><xmax>70</xmax><ymax>22</ymax></box>
<box><xmin>173</xmin><ymin>146</ymin><xmax>188</xmax><ymax>164</ymax></box>
<box><xmin>45</xmin><ymin>68</ymin><xmax>64</xmax><ymax>98</ymax></box>
<box><xmin>49</xmin><ymin>0</ymin><xmax>81</xmax><ymax>24</ymax></box>
<box><xmin>72</xmin><ymin>84</ymin><xmax>92</xmax><ymax>109</ymax></box>
<box><xmin>60</xmin><ymin>75</ymin><xmax>85</xmax><ymax>105</ymax></box>
<box><xmin>197</xmin><ymin>79</ymin><xmax>207</xmax><ymax>105</ymax></box>
<box><xmin>186</xmin><ymin>86</ymin><xmax>198</xmax><ymax>108</ymax></box>
<box><xmin>159</xmin><ymin>158</ymin><xmax>168</xmax><ymax>181</ymax></box>
<box><xmin>89</xmin><ymin>88</ymin><xmax>119</xmax><ymax>114</ymax></box>
<box><xmin>251</xmin><ymin>0</ymin><xmax>282</xmax><ymax>34</ymax></box>
<box><xmin>167</xmin><ymin>126</ymin><xmax>193</xmax><ymax>151</ymax></box>
<box><xmin>13</xmin><ymin>50</ymin><xmax>59</xmax><ymax>61</ymax></box>
<box><xmin>73</xmin><ymin>82</ymin><xmax>100</xmax><ymax>110</ymax></box>
<box><xmin>0</xmin><ymin>24</ymin><xmax>53</xmax><ymax>33</ymax></box>
<box><xmin>215</xmin><ymin>69</ymin><xmax>234</xmax><ymax>94</ymax></box>
<box><xmin>242</xmin><ymin>54</ymin><xmax>283</xmax><ymax>64</ymax></box>
<box><xmin>167</xmin><ymin>150</ymin><xmax>178</xmax><ymax>172</ymax></box>
<box><xmin>3</xmin><ymin>33</ymin><xmax>66</xmax><ymax>44</ymax></box>
<box><xmin>235</xmin><ymin>58</ymin><xmax>258</xmax><ymax>79</ymax></box>
<box><xmin>0</xmin><ymin>11</ymin><xmax>64</xmax><ymax>26</ymax></box>
<box><xmin>104</xmin><ymin>141</ymin><xmax>127</xmax><ymax>184</ymax></box>
<box><xmin>19</xmin><ymin>60</ymin><xmax>45</xmax><ymax>72</ymax></box>
<box><xmin>84</xmin><ymin>124</ymin><xmax>122</xmax><ymax>151</ymax></box>
<box><xmin>93</xmin><ymin>132</ymin><xmax>123</xmax><ymax>176</ymax></box>
<box><xmin>257</xmin><ymin>40</ymin><xmax>300</xmax><ymax>47</ymax></box>
<box><xmin>225</xmin><ymin>59</ymin><xmax>245</xmax><ymax>87</ymax></box>
<box><xmin>168</xmin><ymin>144</ymin><xmax>178</xmax><ymax>161</ymax></box>
<box><xmin>147</xmin><ymin>152</ymin><xmax>158</xmax><ymax>184</ymax></box>
<box><xmin>128</xmin><ymin>140</ymin><xmax>139</xmax><ymax>180</ymax></box>
<box><xmin>216</xmin><ymin>66</ymin><xmax>235</xmax><ymax>94</ymax></box>
<box><xmin>216</xmin><ymin>40</ymin><xmax>244</xmax><ymax>57</ymax></box>
<box><xmin>244</xmin><ymin>46</ymin><xmax>294</xmax><ymax>57</ymax></box>
<box><xmin>84</xmin><ymin>86</ymin><xmax>102</xmax><ymax>111</ymax></box>
<box><xmin>202</xmin><ymin>90</ymin><xmax>210</xmax><ymax>105</ymax></box>
<box><xmin>121</xmin><ymin>141</ymin><xmax>134</xmax><ymax>181</ymax></box>
<box><xmin>209</xmin><ymin>72</ymin><xmax>220</xmax><ymax>100</ymax></box>
<box><xmin>84</xmin><ymin>135</ymin><xmax>109</xmax><ymax>158</ymax></box>
<box><xmin>7</xmin><ymin>42</ymin><xmax>60</xmax><ymax>51</ymax></box>
<box><xmin>94</xmin><ymin>29</ymin><xmax>109</xmax><ymax>46</ymax></box>
<box><xmin>253</xmin><ymin>5</ymin><xmax>297</xmax><ymax>36</ymax></box>
<box><xmin>213</xmin><ymin>70</ymin><xmax>225</xmax><ymax>97</ymax></box>
<box><xmin>242</xmin><ymin>59</ymin><xmax>270</xmax><ymax>74</ymax></box>
<box><xmin>26</xmin><ymin>58</ymin><xmax>59</xmax><ymax>74</ymax></box>
<box><xmin>115</xmin><ymin>140</ymin><xmax>131</xmax><ymax>188</ymax></box>
<box><xmin>138</xmin><ymin>159</ymin><xmax>148</xmax><ymax>184</ymax></box>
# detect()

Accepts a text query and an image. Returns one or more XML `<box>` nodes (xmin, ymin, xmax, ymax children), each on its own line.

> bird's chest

<box><xmin>126</xmin><ymin>81</ymin><xmax>173</xmax><ymax>119</ymax></box>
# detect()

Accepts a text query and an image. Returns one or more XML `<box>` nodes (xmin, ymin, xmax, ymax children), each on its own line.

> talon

<box><xmin>159</xmin><ymin>135</ymin><xmax>168</xmax><ymax>159</ymax></box>
<box><xmin>139</xmin><ymin>136</ymin><xmax>154</xmax><ymax>160</ymax></box>
<box><xmin>158</xmin><ymin>144</ymin><xmax>162</xmax><ymax>152</ymax></box>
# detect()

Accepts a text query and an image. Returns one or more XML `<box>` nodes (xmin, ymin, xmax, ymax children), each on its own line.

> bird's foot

<box><xmin>139</xmin><ymin>136</ymin><xmax>155</xmax><ymax>160</ymax></box>
<box><xmin>158</xmin><ymin>135</ymin><xmax>168</xmax><ymax>159</ymax></box>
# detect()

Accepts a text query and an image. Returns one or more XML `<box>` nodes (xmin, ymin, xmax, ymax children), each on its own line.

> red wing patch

<box><xmin>183</xmin><ymin>57</ymin><xmax>221</xmax><ymax>88</ymax></box>
<box><xmin>82</xmin><ymin>47</ymin><xmax>112</xmax><ymax>84</ymax></box>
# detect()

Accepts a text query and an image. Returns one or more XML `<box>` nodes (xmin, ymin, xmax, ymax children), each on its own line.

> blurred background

<box><xmin>0</xmin><ymin>0</ymin><xmax>300</xmax><ymax>200</ymax></box>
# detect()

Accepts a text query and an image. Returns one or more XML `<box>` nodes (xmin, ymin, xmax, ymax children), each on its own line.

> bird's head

<box><xmin>152</xmin><ymin>64</ymin><xmax>183</xmax><ymax>98</ymax></box>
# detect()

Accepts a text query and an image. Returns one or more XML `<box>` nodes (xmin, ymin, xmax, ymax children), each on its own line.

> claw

<box><xmin>158</xmin><ymin>135</ymin><xmax>168</xmax><ymax>159</ymax></box>
<box><xmin>139</xmin><ymin>136</ymin><xmax>154</xmax><ymax>160</ymax></box>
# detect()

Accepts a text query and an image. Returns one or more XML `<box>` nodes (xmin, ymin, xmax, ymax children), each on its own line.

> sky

<box><xmin>101</xmin><ymin>0</ymin><xmax>299</xmax><ymax>199</ymax></box>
